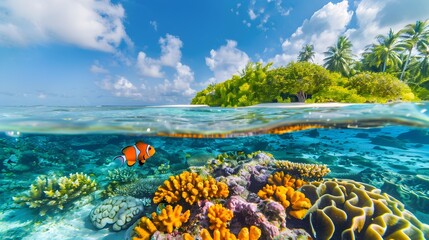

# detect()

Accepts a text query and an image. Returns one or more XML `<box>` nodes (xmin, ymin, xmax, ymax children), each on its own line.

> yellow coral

<box><xmin>200</xmin><ymin>226</ymin><xmax>261</xmax><ymax>240</ymax></box>
<box><xmin>132</xmin><ymin>217</ymin><xmax>157</xmax><ymax>240</ymax></box>
<box><xmin>208</xmin><ymin>204</ymin><xmax>233</xmax><ymax>230</ymax></box>
<box><xmin>151</xmin><ymin>204</ymin><xmax>190</xmax><ymax>233</ymax></box>
<box><xmin>258</xmin><ymin>184</ymin><xmax>311</xmax><ymax>219</ymax></box>
<box><xmin>153</xmin><ymin>171</ymin><xmax>229</xmax><ymax>205</ymax></box>
<box><xmin>273</xmin><ymin>161</ymin><xmax>330</xmax><ymax>181</ymax></box>
<box><xmin>268</xmin><ymin>171</ymin><xmax>306</xmax><ymax>189</ymax></box>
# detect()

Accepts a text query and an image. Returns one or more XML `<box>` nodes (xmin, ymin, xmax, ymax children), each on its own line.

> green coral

<box><xmin>13</xmin><ymin>172</ymin><xmax>97</xmax><ymax>216</ymax></box>
<box><xmin>107</xmin><ymin>168</ymin><xmax>138</xmax><ymax>183</ymax></box>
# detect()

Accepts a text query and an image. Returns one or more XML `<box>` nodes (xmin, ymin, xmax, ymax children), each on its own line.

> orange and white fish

<box><xmin>114</xmin><ymin>141</ymin><xmax>156</xmax><ymax>167</ymax></box>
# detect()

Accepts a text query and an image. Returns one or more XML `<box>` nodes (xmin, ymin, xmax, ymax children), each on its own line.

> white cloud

<box><xmin>157</xmin><ymin>63</ymin><xmax>196</xmax><ymax>97</ymax></box>
<box><xmin>136</xmin><ymin>52</ymin><xmax>164</xmax><ymax>78</ymax></box>
<box><xmin>0</xmin><ymin>0</ymin><xmax>129</xmax><ymax>52</ymax></box>
<box><xmin>90</xmin><ymin>62</ymin><xmax>109</xmax><ymax>74</ymax></box>
<box><xmin>136</xmin><ymin>34</ymin><xmax>183</xmax><ymax>77</ymax></box>
<box><xmin>270</xmin><ymin>0</ymin><xmax>353</xmax><ymax>65</ymax></box>
<box><xmin>346</xmin><ymin>0</ymin><xmax>429</xmax><ymax>56</ymax></box>
<box><xmin>159</xmin><ymin>34</ymin><xmax>183</xmax><ymax>67</ymax></box>
<box><xmin>97</xmin><ymin>76</ymin><xmax>142</xmax><ymax>98</ymax></box>
<box><xmin>205</xmin><ymin>40</ymin><xmax>250</xmax><ymax>83</ymax></box>
<box><xmin>249</xmin><ymin>9</ymin><xmax>258</xmax><ymax>20</ymax></box>
<box><xmin>149</xmin><ymin>20</ymin><xmax>158</xmax><ymax>31</ymax></box>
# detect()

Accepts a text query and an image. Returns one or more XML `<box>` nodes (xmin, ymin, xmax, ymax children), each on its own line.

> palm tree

<box><xmin>323</xmin><ymin>36</ymin><xmax>354</xmax><ymax>76</ymax></box>
<box><xmin>417</xmin><ymin>40</ymin><xmax>429</xmax><ymax>78</ymax></box>
<box><xmin>365</xmin><ymin>29</ymin><xmax>403</xmax><ymax>72</ymax></box>
<box><xmin>399</xmin><ymin>20</ymin><xmax>429</xmax><ymax>81</ymax></box>
<box><xmin>297</xmin><ymin>44</ymin><xmax>315</xmax><ymax>62</ymax></box>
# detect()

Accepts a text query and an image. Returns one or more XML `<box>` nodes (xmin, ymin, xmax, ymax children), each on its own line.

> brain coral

<box><xmin>89</xmin><ymin>196</ymin><xmax>149</xmax><ymax>231</ymax></box>
<box><xmin>153</xmin><ymin>171</ymin><xmax>229</xmax><ymax>205</ymax></box>
<box><xmin>300</xmin><ymin>179</ymin><xmax>429</xmax><ymax>240</ymax></box>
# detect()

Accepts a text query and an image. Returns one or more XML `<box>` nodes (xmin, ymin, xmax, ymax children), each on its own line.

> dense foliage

<box><xmin>192</xmin><ymin>19</ymin><xmax>428</xmax><ymax>106</ymax></box>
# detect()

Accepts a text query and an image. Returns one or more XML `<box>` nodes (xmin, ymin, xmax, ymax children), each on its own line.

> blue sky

<box><xmin>0</xmin><ymin>0</ymin><xmax>428</xmax><ymax>106</ymax></box>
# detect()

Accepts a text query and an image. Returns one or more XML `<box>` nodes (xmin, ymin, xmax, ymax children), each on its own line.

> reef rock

<box><xmin>89</xmin><ymin>196</ymin><xmax>149</xmax><ymax>231</ymax></box>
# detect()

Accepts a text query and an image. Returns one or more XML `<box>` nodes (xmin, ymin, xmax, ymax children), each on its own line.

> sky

<box><xmin>0</xmin><ymin>0</ymin><xmax>428</xmax><ymax>106</ymax></box>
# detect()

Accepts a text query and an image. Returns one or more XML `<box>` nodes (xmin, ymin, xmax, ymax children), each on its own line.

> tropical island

<box><xmin>192</xmin><ymin>20</ymin><xmax>429</xmax><ymax>107</ymax></box>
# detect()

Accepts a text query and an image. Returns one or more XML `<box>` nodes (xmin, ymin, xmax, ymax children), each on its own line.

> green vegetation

<box><xmin>192</xmin><ymin>19</ymin><xmax>429</xmax><ymax>106</ymax></box>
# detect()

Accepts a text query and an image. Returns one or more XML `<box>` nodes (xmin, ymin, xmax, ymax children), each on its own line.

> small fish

<box><xmin>114</xmin><ymin>141</ymin><xmax>156</xmax><ymax>167</ymax></box>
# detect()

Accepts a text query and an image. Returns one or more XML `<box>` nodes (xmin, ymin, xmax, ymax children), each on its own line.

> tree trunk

<box><xmin>400</xmin><ymin>49</ymin><xmax>413</xmax><ymax>81</ymax></box>
<box><xmin>296</xmin><ymin>91</ymin><xmax>307</xmax><ymax>102</ymax></box>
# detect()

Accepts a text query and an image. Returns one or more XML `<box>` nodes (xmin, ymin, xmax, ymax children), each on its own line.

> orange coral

<box><xmin>132</xmin><ymin>217</ymin><xmax>157</xmax><ymax>240</ymax></box>
<box><xmin>132</xmin><ymin>204</ymin><xmax>190</xmax><ymax>239</ymax></box>
<box><xmin>151</xmin><ymin>204</ymin><xmax>190</xmax><ymax>233</ymax></box>
<box><xmin>200</xmin><ymin>226</ymin><xmax>261</xmax><ymax>240</ymax></box>
<box><xmin>153</xmin><ymin>171</ymin><xmax>229</xmax><ymax>205</ymax></box>
<box><xmin>208</xmin><ymin>204</ymin><xmax>233</xmax><ymax>230</ymax></box>
<box><xmin>258</xmin><ymin>184</ymin><xmax>311</xmax><ymax>219</ymax></box>
<box><xmin>268</xmin><ymin>171</ymin><xmax>306</xmax><ymax>189</ymax></box>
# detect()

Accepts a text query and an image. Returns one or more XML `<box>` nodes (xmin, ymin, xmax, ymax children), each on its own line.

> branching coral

<box><xmin>268</xmin><ymin>171</ymin><xmax>306</xmax><ymax>189</ymax></box>
<box><xmin>153</xmin><ymin>171</ymin><xmax>229</xmax><ymax>205</ymax></box>
<box><xmin>300</xmin><ymin>179</ymin><xmax>429</xmax><ymax>239</ymax></box>
<box><xmin>207</xmin><ymin>204</ymin><xmax>233</xmax><ymax>230</ymax></box>
<box><xmin>258</xmin><ymin>185</ymin><xmax>311</xmax><ymax>219</ymax></box>
<box><xmin>13</xmin><ymin>172</ymin><xmax>97</xmax><ymax>216</ymax></box>
<box><xmin>200</xmin><ymin>226</ymin><xmax>261</xmax><ymax>240</ymax></box>
<box><xmin>273</xmin><ymin>160</ymin><xmax>330</xmax><ymax>181</ymax></box>
<box><xmin>132</xmin><ymin>204</ymin><xmax>190</xmax><ymax>239</ymax></box>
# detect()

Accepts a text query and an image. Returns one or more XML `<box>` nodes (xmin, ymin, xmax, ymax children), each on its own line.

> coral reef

<box><xmin>273</xmin><ymin>160</ymin><xmax>330</xmax><ymax>181</ymax></box>
<box><xmin>132</xmin><ymin>205</ymin><xmax>190</xmax><ymax>239</ymax></box>
<box><xmin>267</xmin><ymin>171</ymin><xmax>306</xmax><ymax>189</ymax></box>
<box><xmin>107</xmin><ymin>168</ymin><xmax>138</xmax><ymax>183</ymax></box>
<box><xmin>13</xmin><ymin>172</ymin><xmax>97</xmax><ymax>216</ymax></box>
<box><xmin>207</xmin><ymin>204</ymin><xmax>233</xmax><ymax>230</ymax></box>
<box><xmin>257</xmin><ymin>185</ymin><xmax>311</xmax><ymax>219</ymax></box>
<box><xmin>89</xmin><ymin>196</ymin><xmax>150</xmax><ymax>231</ymax></box>
<box><xmin>103</xmin><ymin>177</ymin><xmax>165</xmax><ymax>198</ymax></box>
<box><xmin>300</xmin><ymin>179</ymin><xmax>429</xmax><ymax>239</ymax></box>
<box><xmin>153</xmin><ymin>171</ymin><xmax>229</xmax><ymax>205</ymax></box>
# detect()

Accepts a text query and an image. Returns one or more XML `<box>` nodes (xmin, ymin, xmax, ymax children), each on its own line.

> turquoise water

<box><xmin>0</xmin><ymin>103</ymin><xmax>428</xmax><ymax>239</ymax></box>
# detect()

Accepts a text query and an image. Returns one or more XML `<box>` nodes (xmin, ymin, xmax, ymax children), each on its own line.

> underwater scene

<box><xmin>0</xmin><ymin>103</ymin><xmax>428</xmax><ymax>240</ymax></box>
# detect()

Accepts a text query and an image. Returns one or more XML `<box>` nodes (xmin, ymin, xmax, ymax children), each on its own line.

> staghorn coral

<box><xmin>273</xmin><ymin>160</ymin><xmax>330</xmax><ymax>181</ymax></box>
<box><xmin>268</xmin><ymin>172</ymin><xmax>306</xmax><ymax>189</ymax></box>
<box><xmin>153</xmin><ymin>171</ymin><xmax>229</xmax><ymax>205</ymax></box>
<box><xmin>13</xmin><ymin>172</ymin><xmax>96</xmax><ymax>216</ymax></box>
<box><xmin>89</xmin><ymin>196</ymin><xmax>149</xmax><ymax>231</ymax></box>
<box><xmin>257</xmin><ymin>184</ymin><xmax>311</xmax><ymax>220</ymax></box>
<box><xmin>107</xmin><ymin>168</ymin><xmax>138</xmax><ymax>183</ymax></box>
<box><xmin>300</xmin><ymin>179</ymin><xmax>429</xmax><ymax>240</ymax></box>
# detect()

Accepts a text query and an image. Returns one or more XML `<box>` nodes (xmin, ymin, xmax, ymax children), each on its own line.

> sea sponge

<box><xmin>207</xmin><ymin>204</ymin><xmax>233</xmax><ymax>230</ymax></box>
<box><xmin>267</xmin><ymin>172</ymin><xmax>306</xmax><ymax>189</ymax></box>
<box><xmin>300</xmin><ymin>179</ymin><xmax>429</xmax><ymax>240</ymax></box>
<box><xmin>13</xmin><ymin>172</ymin><xmax>97</xmax><ymax>216</ymax></box>
<box><xmin>257</xmin><ymin>184</ymin><xmax>311</xmax><ymax>219</ymax></box>
<box><xmin>273</xmin><ymin>160</ymin><xmax>330</xmax><ymax>181</ymax></box>
<box><xmin>153</xmin><ymin>171</ymin><xmax>229</xmax><ymax>205</ymax></box>
<box><xmin>89</xmin><ymin>196</ymin><xmax>149</xmax><ymax>231</ymax></box>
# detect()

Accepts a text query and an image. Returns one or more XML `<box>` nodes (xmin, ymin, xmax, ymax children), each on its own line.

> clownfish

<box><xmin>114</xmin><ymin>141</ymin><xmax>156</xmax><ymax>167</ymax></box>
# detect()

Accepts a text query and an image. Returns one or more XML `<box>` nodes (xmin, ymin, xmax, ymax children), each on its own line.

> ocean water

<box><xmin>0</xmin><ymin>103</ymin><xmax>428</xmax><ymax>240</ymax></box>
